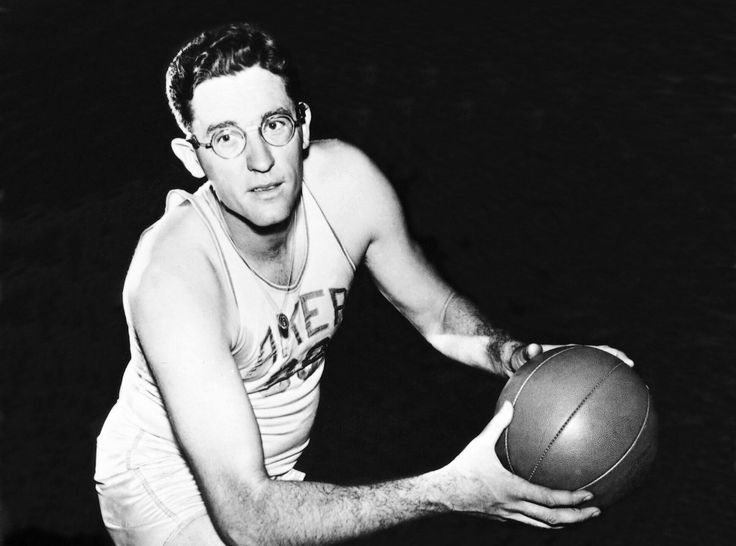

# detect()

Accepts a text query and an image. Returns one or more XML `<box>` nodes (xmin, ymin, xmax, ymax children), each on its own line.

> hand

<box><xmin>539</xmin><ymin>344</ymin><xmax>634</xmax><ymax>367</ymax></box>
<box><xmin>441</xmin><ymin>402</ymin><xmax>600</xmax><ymax>528</ymax></box>
<box><xmin>502</xmin><ymin>343</ymin><xmax>634</xmax><ymax>376</ymax></box>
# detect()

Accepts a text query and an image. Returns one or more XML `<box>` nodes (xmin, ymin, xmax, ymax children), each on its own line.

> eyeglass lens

<box><xmin>211</xmin><ymin>114</ymin><xmax>296</xmax><ymax>158</ymax></box>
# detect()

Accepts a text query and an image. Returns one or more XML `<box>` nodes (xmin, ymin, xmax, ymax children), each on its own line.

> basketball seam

<box><xmin>527</xmin><ymin>362</ymin><xmax>623</xmax><ymax>482</ymax></box>
<box><xmin>505</xmin><ymin>346</ymin><xmax>578</xmax><ymax>475</ymax></box>
<box><xmin>579</xmin><ymin>388</ymin><xmax>652</xmax><ymax>491</ymax></box>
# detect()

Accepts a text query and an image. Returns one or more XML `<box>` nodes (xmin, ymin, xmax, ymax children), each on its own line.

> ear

<box><xmin>299</xmin><ymin>103</ymin><xmax>312</xmax><ymax>150</ymax></box>
<box><xmin>171</xmin><ymin>138</ymin><xmax>206</xmax><ymax>179</ymax></box>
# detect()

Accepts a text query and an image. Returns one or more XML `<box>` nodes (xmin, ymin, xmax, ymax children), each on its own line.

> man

<box><xmin>95</xmin><ymin>22</ymin><xmax>631</xmax><ymax>545</ymax></box>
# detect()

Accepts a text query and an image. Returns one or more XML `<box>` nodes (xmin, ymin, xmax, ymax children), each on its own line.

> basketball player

<box><xmin>94</xmin><ymin>22</ymin><xmax>632</xmax><ymax>545</ymax></box>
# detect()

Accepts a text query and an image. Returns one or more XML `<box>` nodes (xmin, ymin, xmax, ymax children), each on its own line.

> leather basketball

<box><xmin>494</xmin><ymin>345</ymin><xmax>658</xmax><ymax>507</ymax></box>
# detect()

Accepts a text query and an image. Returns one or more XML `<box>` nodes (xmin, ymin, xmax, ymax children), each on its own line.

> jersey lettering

<box><xmin>257</xmin><ymin>327</ymin><xmax>278</xmax><ymax>368</ymax></box>
<box><xmin>329</xmin><ymin>287</ymin><xmax>347</xmax><ymax>326</ymax></box>
<box><xmin>256</xmin><ymin>337</ymin><xmax>331</xmax><ymax>394</ymax></box>
<box><xmin>298</xmin><ymin>337</ymin><xmax>330</xmax><ymax>380</ymax></box>
<box><xmin>300</xmin><ymin>290</ymin><xmax>329</xmax><ymax>337</ymax></box>
<box><xmin>288</xmin><ymin>300</ymin><xmax>303</xmax><ymax>344</ymax></box>
<box><xmin>250</xmin><ymin>285</ymin><xmax>347</xmax><ymax>394</ymax></box>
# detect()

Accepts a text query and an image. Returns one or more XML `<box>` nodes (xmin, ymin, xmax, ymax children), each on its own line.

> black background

<box><xmin>1</xmin><ymin>0</ymin><xmax>735</xmax><ymax>544</ymax></box>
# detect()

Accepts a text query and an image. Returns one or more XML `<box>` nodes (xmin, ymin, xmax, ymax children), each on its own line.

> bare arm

<box><xmin>335</xmin><ymin>148</ymin><xmax>523</xmax><ymax>376</ymax></box>
<box><xmin>428</xmin><ymin>290</ymin><xmax>527</xmax><ymax>376</ymax></box>
<box><xmin>332</xmin><ymin>145</ymin><xmax>632</xmax><ymax>375</ymax></box>
<box><xmin>241</xmin><ymin>402</ymin><xmax>598</xmax><ymax>544</ymax></box>
<box><xmin>127</xmin><ymin>209</ymin><xmax>597</xmax><ymax>546</ymax></box>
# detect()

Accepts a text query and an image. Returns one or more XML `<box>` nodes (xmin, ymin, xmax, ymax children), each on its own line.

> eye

<box><xmin>213</xmin><ymin>128</ymin><xmax>244</xmax><ymax>148</ymax></box>
<box><xmin>264</xmin><ymin>116</ymin><xmax>290</xmax><ymax>134</ymax></box>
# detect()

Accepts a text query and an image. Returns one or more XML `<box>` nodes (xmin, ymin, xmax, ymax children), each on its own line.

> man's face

<box><xmin>188</xmin><ymin>66</ymin><xmax>308</xmax><ymax>229</ymax></box>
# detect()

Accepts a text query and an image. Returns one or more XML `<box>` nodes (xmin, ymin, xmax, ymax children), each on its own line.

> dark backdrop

<box><xmin>2</xmin><ymin>0</ymin><xmax>735</xmax><ymax>544</ymax></box>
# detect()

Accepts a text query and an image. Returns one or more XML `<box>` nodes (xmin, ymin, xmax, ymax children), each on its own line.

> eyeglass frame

<box><xmin>186</xmin><ymin>102</ymin><xmax>308</xmax><ymax>159</ymax></box>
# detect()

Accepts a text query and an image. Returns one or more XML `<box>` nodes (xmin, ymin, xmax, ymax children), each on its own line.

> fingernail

<box><xmin>592</xmin><ymin>509</ymin><xmax>601</xmax><ymax>517</ymax></box>
<box><xmin>581</xmin><ymin>493</ymin><xmax>593</xmax><ymax>502</ymax></box>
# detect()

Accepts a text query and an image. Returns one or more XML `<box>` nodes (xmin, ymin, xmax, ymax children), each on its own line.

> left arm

<box><xmin>336</xmin><ymin>147</ymin><xmax>524</xmax><ymax>377</ymax></box>
<box><xmin>428</xmin><ymin>290</ymin><xmax>528</xmax><ymax>376</ymax></box>
<box><xmin>333</xmin><ymin>144</ymin><xmax>631</xmax><ymax>376</ymax></box>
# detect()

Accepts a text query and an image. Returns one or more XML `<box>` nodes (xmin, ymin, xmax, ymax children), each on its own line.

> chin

<box><xmin>245</xmin><ymin>204</ymin><xmax>295</xmax><ymax>231</ymax></box>
<box><xmin>257</xmin><ymin>213</ymin><xmax>290</xmax><ymax>228</ymax></box>
<box><xmin>252</xmin><ymin>190</ymin><xmax>300</xmax><ymax>223</ymax></box>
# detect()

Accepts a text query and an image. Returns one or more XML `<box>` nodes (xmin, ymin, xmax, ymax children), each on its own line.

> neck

<box><xmin>222</xmin><ymin>200</ymin><xmax>294</xmax><ymax>256</ymax></box>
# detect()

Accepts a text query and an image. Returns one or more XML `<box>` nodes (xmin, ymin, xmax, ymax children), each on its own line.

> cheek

<box><xmin>196</xmin><ymin>154</ymin><xmax>219</xmax><ymax>176</ymax></box>
<box><xmin>279</xmin><ymin>146</ymin><xmax>304</xmax><ymax>176</ymax></box>
<box><xmin>199</xmin><ymin>155</ymin><xmax>242</xmax><ymax>181</ymax></box>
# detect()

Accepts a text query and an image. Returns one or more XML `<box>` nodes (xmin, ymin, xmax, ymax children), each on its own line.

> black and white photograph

<box><xmin>1</xmin><ymin>1</ymin><xmax>734</xmax><ymax>544</ymax></box>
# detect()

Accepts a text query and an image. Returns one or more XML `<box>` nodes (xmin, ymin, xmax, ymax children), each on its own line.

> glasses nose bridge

<box><xmin>243</xmin><ymin>121</ymin><xmax>266</xmax><ymax>138</ymax></box>
<box><xmin>233</xmin><ymin>121</ymin><xmax>266</xmax><ymax>150</ymax></box>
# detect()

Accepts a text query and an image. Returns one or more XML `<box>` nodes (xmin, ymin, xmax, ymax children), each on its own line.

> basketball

<box><xmin>494</xmin><ymin>345</ymin><xmax>658</xmax><ymax>507</ymax></box>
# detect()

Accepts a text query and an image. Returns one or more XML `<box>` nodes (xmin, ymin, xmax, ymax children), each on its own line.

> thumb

<box><xmin>511</xmin><ymin>343</ymin><xmax>542</xmax><ymax>370</ymax></box>
<box><xmin>524</xmin><ymin>343</ymin><xmax>544</xmax><ymax>360</ymax></box>
<box><xmin>482</xmin><ymin>401</ymin><xmax>514</xmax><ymax>443</ymax></box>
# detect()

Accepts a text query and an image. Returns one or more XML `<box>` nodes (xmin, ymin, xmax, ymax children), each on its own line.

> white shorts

<box><xmin>94</xmin><ymin>403</ymin><xmax>304</xmax><ymax>546</ymax></box>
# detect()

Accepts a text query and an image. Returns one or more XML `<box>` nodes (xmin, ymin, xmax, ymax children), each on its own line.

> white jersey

<box><xmin>115</xmin><ymin>180</ymin><xmax>355</xmax><ymax>477</ymax></box>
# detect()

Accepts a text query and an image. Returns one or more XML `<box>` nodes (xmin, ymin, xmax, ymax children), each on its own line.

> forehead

<box><xmin>190</xmin><ymin>66</ymin><xmax>290</xmax><ymax>129</ymax></box>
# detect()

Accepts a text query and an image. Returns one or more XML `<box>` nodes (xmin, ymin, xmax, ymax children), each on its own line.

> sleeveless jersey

<box><xmin>116</xmin><ymin>180</ymin><xmax>355</xmax><ymax>477</ymax></box>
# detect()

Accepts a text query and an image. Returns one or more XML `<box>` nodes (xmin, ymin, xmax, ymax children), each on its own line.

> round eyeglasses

<box><xmin>187</xmin><ymin>102</ymin><xmax>307</xmax><ymax>159</ymax></box>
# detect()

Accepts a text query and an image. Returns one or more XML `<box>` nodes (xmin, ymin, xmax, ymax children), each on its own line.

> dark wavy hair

<box><xmin>165</xmin><ymin>22</ymin><xmax>301</xmax><ymax>133</ymax></box>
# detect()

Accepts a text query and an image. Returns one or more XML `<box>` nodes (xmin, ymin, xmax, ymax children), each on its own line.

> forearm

<box><xmin>214</xmin><ymin>470</ymin><xmax>452</xmax><ymax>546</ymax></box>
<box><xmin>213</xmin><ymin>403</ymin><xmax>601</xmax><ymax>544</ymax></box>
<box><xmin>426</xmin><ymin>292</ymin><xmax>523</xmax><ymax>376</ymax></box>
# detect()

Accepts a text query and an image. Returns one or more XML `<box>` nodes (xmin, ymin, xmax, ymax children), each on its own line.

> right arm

<box><xmin>128</xmin><ymin>221</ymin><xmax>599</xmax><ymax>546</ymax></box>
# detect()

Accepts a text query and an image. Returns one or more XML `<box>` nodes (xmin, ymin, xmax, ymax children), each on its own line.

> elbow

<box><xmin>210</xmin><ymin>478</ymin><xmax>279</xmax><ymax>546</ymax></box>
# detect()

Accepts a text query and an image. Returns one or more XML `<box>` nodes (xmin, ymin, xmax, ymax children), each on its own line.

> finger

<box><xmin>503</xmin><ymin>512</ymin><xmax>556</xmax><ymax>529</ymax></box>
<box><xmin>477</xmin><ymin>511</ymin><xmax>554</xmax><ymax>529</ymax></box>
<box><xmin>514</xmin><ymin>502</ymin><xmax>601</xmax><ymax>527</ymax></box>
<box><xmin>509</xmin><ymin>343</ymin><xmax>540</xmax><ymax>373</ymax></box>
<box><xmin>482</xmin><ymin>401</ymin><xmax>513</xmax><ymax>441</ymax></box>
<box><xmin>540</xmin><ymin>343</ymin><xmax>574</xmax><ymax>353</ymax></box>
<box><xmin>524</xmin><ymin>343</ymin><xmax>543</xmax><ymax>360</ymax></box>
<box><xmin>513</xmin><ymin>478</ymin><xmax>593</xmax><ymax>507</ymax></box>
<box><xmin>613</xmin><ymin>349</ymin><xmax>634</xmax><ymax>367</ymax></box>
<box><xmin>590</xmin><ymin>345</ymin><xmax>635</xmax><ymax>367</ymax></box>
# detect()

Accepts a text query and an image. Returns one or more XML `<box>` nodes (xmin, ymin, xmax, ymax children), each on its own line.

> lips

<box><xmin>251</xmin><ymin>182</ymin><xmax>283</xmax><ymax>193</ymax></box>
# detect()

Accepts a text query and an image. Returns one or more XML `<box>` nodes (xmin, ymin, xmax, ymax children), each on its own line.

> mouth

<box><xmin>250</xmin><ymin>182</ymin><xmax>283</xmax><ymax>194</ymax></box>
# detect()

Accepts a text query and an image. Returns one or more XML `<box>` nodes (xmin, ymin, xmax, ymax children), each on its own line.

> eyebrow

<box><xmin>204</xmin><ymin>106</ymin><xmax>293</xmax><ymax>135</ymax></box>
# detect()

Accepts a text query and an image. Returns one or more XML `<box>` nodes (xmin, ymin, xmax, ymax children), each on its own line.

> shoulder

<box><xmin>302</xmin><ymin>139</ymin><xmax>405</xmax><ymax>254</ymax></box>
<box><xmin>124</xmin><ymin>201</ymin><xmax>235</xmax><ymax>335</ymax></box>
<box><xmin>305</xmin><ymin>139</ymin><xmax>386</xmax><ymax>191</ymax></box>
<box><xmin>129</xmin><ymin>201</ymin><xmax>213</xmax><ymax>280</ymax></box>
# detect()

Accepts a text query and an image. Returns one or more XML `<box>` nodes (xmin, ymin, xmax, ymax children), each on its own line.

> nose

<box><xmin>244</xmin><ymin>133</ymin><xmax>275</xmax><ymax>173</ymax></box>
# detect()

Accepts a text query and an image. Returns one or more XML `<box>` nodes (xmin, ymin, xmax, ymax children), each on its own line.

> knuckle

<box><xmin>543</xmin><ymin>492</ymin><xmax>559</xmax><ymax>506</ymax></box>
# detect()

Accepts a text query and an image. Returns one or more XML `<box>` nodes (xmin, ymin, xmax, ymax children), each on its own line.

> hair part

<box><xmin>165</xmin><ymin>22</ymin><xmax>301</xmax><ymax>133</ymax></box>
